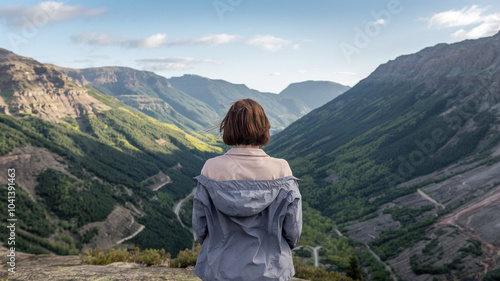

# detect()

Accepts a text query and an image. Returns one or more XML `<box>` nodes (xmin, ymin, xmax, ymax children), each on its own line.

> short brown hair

<box><xmin>220</xmin><ymin>99</ymin><xmax>271</xmax><ymax>146</ymax></box>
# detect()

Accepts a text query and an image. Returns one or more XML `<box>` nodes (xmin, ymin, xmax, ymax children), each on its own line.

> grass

<box><xmin>80</xmin><ymin>247</ymin><xmax>171</xmax><ymax>266</ymax></box>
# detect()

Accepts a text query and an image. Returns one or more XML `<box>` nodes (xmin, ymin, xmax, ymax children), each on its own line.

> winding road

<box><xmin>173</xmin><ymin>187</ymin><xmax>196</xmax><ymax>249</ymax></box>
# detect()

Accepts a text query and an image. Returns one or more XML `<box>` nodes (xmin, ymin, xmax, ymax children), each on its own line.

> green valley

<box><xmin>2</xmin><ymin>31</ymin><xmax>500</xmax><ymax>281</ymax></box>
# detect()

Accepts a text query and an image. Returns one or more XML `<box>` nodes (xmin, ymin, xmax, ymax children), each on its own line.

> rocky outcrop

<box><xmin>8</xmin><ymin>88</ymin><xmax>109</xmax><ymax>122</ymax></box>
<box><xmin>63</xmin><ymin>66</ymin><xmax>173</xmax><ymax>89</ymax></box>
<box><xmin>0</xmin><ymin>245</ymin><xmax>200</xmax><ymax>281</ymax></box>
<box><xmin>0</xmin><ymin>48</ymin><xmax>110</xmax><ymax>122</ymax></box>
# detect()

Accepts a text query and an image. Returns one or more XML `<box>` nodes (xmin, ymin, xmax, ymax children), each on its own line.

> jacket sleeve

<box><xmin>282</xmin><ymin>190</ymin><xmax>302</xmax><ymax>249</ymax></box>
<box><xmin>192</xmin><ymin>187</ymin><xmax>208</xmax><ymax>245</ymax></box>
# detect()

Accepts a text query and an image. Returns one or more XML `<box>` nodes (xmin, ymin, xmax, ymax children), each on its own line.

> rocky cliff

<box><xmin>0</xmin><ymin>49</ymin><xmax>109</xmax><ymax>122</ymax></box>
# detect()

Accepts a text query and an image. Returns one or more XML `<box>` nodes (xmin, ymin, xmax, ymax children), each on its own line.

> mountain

<box><xmin>0</xmin><ymin>49</ymin><xmax>366</xmax><ymax>279</ymax></box>
<box><xmin>267</xmin><ymin>32</ymin><xmax>500</xmax><ymax>279</ymax></box>
<box><xmin>0</xmin><ymin>49</ymin><xmax>223</xmax><ymax>258</ymax></box>
<box><xmin>279</xmin><ymin>80</ymin><xmax>351</xmax><ymax>109</ymax></box>
<box><xmin>58</xmin><ymin>67</ymin><xmax>219</xmax><ymax>132</ymax></box>
<box><xmin>58</xmin><ymin>70</ymin><xmax>350</xmax><ymax>135</ymax></box>
<box><xmin>0</xmin><ymin>48</ymin><xmax>109</xmax><ymax>122</ymax></box>
<box><xmin>169</xmin><ymin>74</ymin><xmax>319</xmax><ymax>133</ymax></box>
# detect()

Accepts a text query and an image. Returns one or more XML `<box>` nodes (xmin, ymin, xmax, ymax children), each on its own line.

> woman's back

<box><xmin>193</xmin><ymin>175</ymin><xmax>301</xmax><ymax>280</ymax></box>
<box><xmin>192</xmin><ymin>99</ymin><xmax>302</xmax><ymax>281</ymax></box>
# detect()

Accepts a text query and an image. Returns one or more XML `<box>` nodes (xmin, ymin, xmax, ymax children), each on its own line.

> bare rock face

<box><xmin>62</xmin><ymin>66</ymin><xmax>173</xmax><ymax>90</ymax></box>
<box><xmin>143</xmin><ymin>171</ymin><xmax>172</xmax><ymax>191</ymax></box>
<box><xmin>0</xmin><ymin>48</ymin><xmax>110</xmax><ymax>122</ymax></box>
<box><xmin>0</xmin><ymin>144</ymin><xmax>74</xmax><ymax>202</ymax></box>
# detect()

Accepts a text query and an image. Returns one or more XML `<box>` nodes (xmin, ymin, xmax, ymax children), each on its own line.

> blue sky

<box><xmin>1</xmin><ymin>0</ymin><xmax>500</xmax><ymax>93</ymax></box>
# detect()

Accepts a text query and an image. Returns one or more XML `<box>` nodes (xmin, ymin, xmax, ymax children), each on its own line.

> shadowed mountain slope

<box><xmin>267</xmin><ymin>32</ymin><xmax>500</xmax><ymax>280</ymax></box>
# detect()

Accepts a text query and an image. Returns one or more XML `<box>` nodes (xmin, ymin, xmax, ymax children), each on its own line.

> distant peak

<box><xmin>180</xmin><ymin>74</ymin><xmax>209</xmax><ymax>80</ymax></box>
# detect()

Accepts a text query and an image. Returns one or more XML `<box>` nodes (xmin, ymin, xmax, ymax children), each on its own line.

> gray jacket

<box><xmin>192</xmin><ymin>174</ymin><xmax>302</xmax><ymax>281</ymax></box>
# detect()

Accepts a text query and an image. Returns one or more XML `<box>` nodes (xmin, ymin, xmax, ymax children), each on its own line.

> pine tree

<box><xmin>346</xmin><ymin>255</ymin><xmax>364</xmax><ymax>281</ymax></box>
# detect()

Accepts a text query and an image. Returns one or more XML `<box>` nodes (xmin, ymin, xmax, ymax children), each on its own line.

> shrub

<box><xmin>169</xmin><ymin>244</ymin><xmax>200</xmax><ymax>268</ymax></box>
<box><xmin>293</xmin><ymin>255</ymin><xmax>355</xmax><ymax>281</ymax></box>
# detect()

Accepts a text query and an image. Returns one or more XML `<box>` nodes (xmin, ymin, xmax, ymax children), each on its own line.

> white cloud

<box><xmin>136</xmin><ymin>57</ymin><xmax>220</xmax><ymax>71</ymax></box>
<box><xmin>72</xmin><ymin>32</ymin><xmax>167</xmax><ymax>49</ymax></box>
<box><xmin>428</xmin><ymin>5</ymin><xmax>500</xmax><ymax>39</ymax></box>
<box><xmin>125</xmin><ymin>33</ymin><xmax>167</xmax><ymax>49</ymax></box>
<box><xmin>169</xmin><ymin>34</ymin><xmax>240</xmax><ymax>46</ymax></box>
<box><xmin>246</xmin><ymin>35</ymin><xmax>291</xmax><ymax>52</ymax></box>
<box><xmin>428</xmin><ymin>5</ymin><xmax>486</xmax><ymax>28</ymax></box>
<box><xmin>0</xmin><ymin>1</ymin><xmax>106</xmax><ymax>28</ymax></box>
<box><xmin>373</xmin><ymin>19</ymin><xmax>387</xmax><ymax>25</ymax></box>
<box><xmin>269</xmin><ymin>72</ymin><xmax>282</xmax><ymax>76</ymax></box>
<box><xmin>72</xmin><ymin>31</ymin><xmax>296</xmax><ymax>52</ymax></box>
<box><xmin>174</xmin><ymin>34</ymin><xmax>294</xmax><ymax>52</ymax></box>
<box><xmin>298</xmin><ymin>69</ymin><xmax>307</xmax><ymax>74</ymax></box>
<box><xmin>451</xmin><ymin>15</ymin><xmax>500</xmax><ymax>39</ymax></box>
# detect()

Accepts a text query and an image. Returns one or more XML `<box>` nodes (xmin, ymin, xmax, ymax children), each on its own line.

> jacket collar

<box><xmin>225</xmin><ymin>147</ymin><xmax>269</xmax><ymax>157</ymax></box>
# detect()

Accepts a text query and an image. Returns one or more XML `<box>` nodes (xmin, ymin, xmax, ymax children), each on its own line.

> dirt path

<box><xmin>417</xmin><ymin>188</ymin><xmax>445</xmax><ymax>209</ymax></box>
<box><xmin>115</xmin><ymin>225</ymin><xmax>146</xmax><ymax>245</ymax></box>
<box><xmin>145</xmin><ymin>171</ymin><xmax>173</xmax><ymax>191</ymax></box>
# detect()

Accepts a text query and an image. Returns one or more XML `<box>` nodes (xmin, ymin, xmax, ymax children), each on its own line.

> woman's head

<box><xmin>220</xmin><ymin>99</ymin><xmax>271</xmax><ymax>146</ymax></box>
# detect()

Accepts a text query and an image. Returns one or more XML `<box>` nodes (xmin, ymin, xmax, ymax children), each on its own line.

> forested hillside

<box><xmin>0</xmin><ymin>49</ymin><xmax>222</xmax><ymax>257</ymax></box>
<box><xmin>59</xmin><ymin>66</ymin><xmax>218</xmax><ymax>132</ymax></box>
<box><xmin>267</xmin><ymin>32</ymin><xmax>500</xmax><ymax>280</ymax></box>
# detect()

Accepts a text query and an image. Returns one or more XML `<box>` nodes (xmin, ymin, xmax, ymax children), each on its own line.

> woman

<box><xmin>192</xmin><ymin>98</ymin><xmax>302</xmax><ymax>281</ymax></box>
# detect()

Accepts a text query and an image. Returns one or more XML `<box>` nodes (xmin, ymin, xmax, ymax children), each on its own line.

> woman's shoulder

<box><xmin>272</xmin><ymin>157</ymin><xmax>293</xmax><ymax>177</ymax></box>
<box><xmin>201</xmin><ymin>153</ymin><xmax>293</xmax><ymax>180</ymax></box>
<box><xmin>203</xmin><ymin>154</ymin><xmax>230</xmax><ymax>167</ymax></box>
<box><xmin>201</xmin><ymin>154</ymin><xmax>226</xmax><ymax>169</ymax></box>
<box><xmin>259</xmin><ymin>154</ymin><xmax>293</xmax><ymax>178</ymax></box>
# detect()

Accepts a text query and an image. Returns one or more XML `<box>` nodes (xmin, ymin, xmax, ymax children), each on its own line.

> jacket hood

<box><xmin>194</xmin><ymin>174</ymin><xmax>300</xmax><ymax>217</ymax></box>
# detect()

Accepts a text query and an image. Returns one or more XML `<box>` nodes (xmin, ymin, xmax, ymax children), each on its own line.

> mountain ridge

<box><xmin>58</xmin><ymin>66</ymin><xmax>217</xmax><ymax>132</ymax></box>
<box><xmin>168</xmin><ymin>74</ymin><xmax>349</xmax><ymax>133</ymax></box>
<box><xmin>267</xmin><ymin>31</ymin><xmax>500</xmax><ymax>280</ymax></box>
<box><xmin>279</xmin><ymin>80</ymin><xmax>351</xmax><ymax>109</ymax></box>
